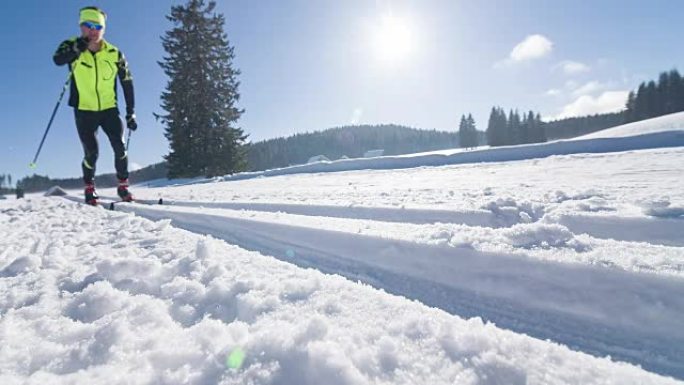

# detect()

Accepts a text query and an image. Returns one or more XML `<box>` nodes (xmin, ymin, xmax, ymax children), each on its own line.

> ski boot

<box><xmin>85</xmin><ymin>183</ymin><xmax>99</xmax><ymax>206</ymax></box>
<box><xmin>117</xmin><ymin>178</ymin><xmax>134</xmax><ymax>202</ymax></box>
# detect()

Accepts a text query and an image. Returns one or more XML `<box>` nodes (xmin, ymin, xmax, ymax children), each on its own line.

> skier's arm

<box><xmin>117</xmin><ymin>51</ymin><xmax>135</xmax><ymax>116</ymax></box>
<box><xmin>53</xmin><ymin>37</ymin><xmax>86</xmax><ymax>66</ymax></box>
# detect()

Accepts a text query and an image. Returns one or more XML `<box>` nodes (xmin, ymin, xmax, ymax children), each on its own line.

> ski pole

<box><xmin>125</xmin><ymin>128</ymin><xmax>132</xmax><ymax>152</ymax></box>
<box><xmin>29</xmin><ymin>70</ymin><xmax>73</xmax><ymax>169</ymax></box>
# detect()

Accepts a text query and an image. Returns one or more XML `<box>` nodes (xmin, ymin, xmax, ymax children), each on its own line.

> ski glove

<box><xmin>73</xmin><ymin>37</ymin><xmax>89</xmax><ymax>54</ymax></box>
<box><xmin>126</xmin><ymin>114</ymin><xmax>138</xmax><ymax>131</ymax></box>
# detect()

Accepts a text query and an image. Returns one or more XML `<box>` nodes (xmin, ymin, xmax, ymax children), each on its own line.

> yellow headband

<box><xmin>79</xmin><ymin>9</ymin><xmax>106</xmax><ymax>27</ymax></box>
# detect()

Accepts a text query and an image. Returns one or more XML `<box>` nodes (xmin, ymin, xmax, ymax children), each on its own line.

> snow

<box><xmin>44</xmin><ymin>186</ymin><xmax>68</xmax><ymax>196</ymax></box>
<box><xmin>577</xmin><ymin>111</ymin><xmax>684</xmax><ymax>139</ymax></box>
<box><xmin>2</xmin><ymin>114</ymin><xmax>684</xmax><ymax>384</ymax></box>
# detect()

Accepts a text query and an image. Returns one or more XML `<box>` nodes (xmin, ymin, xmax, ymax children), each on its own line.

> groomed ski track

<box><xmin>63</xmin><ymin>194</ymin><xmax>684</xmax><ymax>379</ymax></box>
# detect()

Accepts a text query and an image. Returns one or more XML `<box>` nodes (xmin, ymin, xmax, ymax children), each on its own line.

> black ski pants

<box><xmin>74</xmin><ymin>108</ymin><xmax>128</xmax><ymax>184</ymax></box>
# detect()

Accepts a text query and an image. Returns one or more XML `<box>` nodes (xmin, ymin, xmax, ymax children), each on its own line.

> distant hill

<box><xmin>19</xmin><ymin>114</ymin><xmax>639</xmax><ymax>192</ymax></box>
<box><xmin>16</xmin><ymin>124</ymin><xmax>464</xmax><ymax>192</ymax></box>
<box><xmin>246</xmin><ymin>124</ymin><xmax>466</xmax><ymax>171</ymax></box>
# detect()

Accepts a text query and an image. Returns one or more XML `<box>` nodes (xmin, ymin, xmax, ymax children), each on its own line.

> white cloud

<box><xmin>554</xmin><ymin>90</ymin><xmax>628</xmax><ymax>119</ymax></box>
<box><xmin>572</xmin><ymin>81</ymin><xmax>606</xmax><ymax>97</ymax></box>
<box><xmin>130</xmin><ymin>162</ymin><xmax>143</xmax><ymax>171</ymax></box>
<box><xmin>547</xmin><ymin>80</ymin><xmax>603</xmax><ymax>98</ymax></box>
<box><xmin>509</xmin><ymin>34</ymin><xmax>553</xmax><ymax>62</ymax></box>
<box><xmin>558</xmin><ymin>60</ymin><xmax>590</xmax><ymax>75</ymax></box>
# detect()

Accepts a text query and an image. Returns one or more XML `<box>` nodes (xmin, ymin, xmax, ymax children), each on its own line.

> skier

<box><xmin>53</xmin><ymin>6</ymin><xmax>137</xmax><ymax>205</ymax></box>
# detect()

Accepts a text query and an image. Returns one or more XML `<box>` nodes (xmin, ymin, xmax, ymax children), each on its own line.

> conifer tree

<box><xmin>508</xmin><ymin>110</ymin><xmax>521</xmax><ymax>145</ymax></box>
<box><xmin>644</xmin><ymin>81</ymin><xmax>658</xmax><ymax>119</ymax></box>
<box><xmin>634</xmin><ymin>83</ymin><xmax>648</xmax><ymax>121</ymax></box>
<box><xmin>486</xmin><ymin>107</ymin><xmax>499</xmax><ymax>146</ymax></box>
<box><xmin>458</xmin><ymin>115</ymin><xmax>468</xmax><ymax>148</ymax></box>
<box><xmin>486</xmin><ymin>107</ymin><xmax>508</xmax><ymax>146</ymax></box>
<box><xmin>535</xmin><ymin>113</ymin><xmax>546</xmax><ymax>143</ymax></box>
<box><xmin>459</xmin><ymin>114</ymin><xmax>478</xmax><ymax>148</ymax></box>
<box><xmin>667</xmin><ymin>69</ymin><xmax>683</xmax><ymax>113</ymax></box>
<box><xmin>158</xmin><ymin>0</ymin><xmax>246</xmax><ymax>178</ymax></box>
<box><xmin>625</xmin><ymin>91</ymin><xmax>637</xmax><ymax>123</ymax></box>
<box><xmin>466</xmin><ymin>113</ymin><xmax>478</xmax><ymax>148</ymax></box>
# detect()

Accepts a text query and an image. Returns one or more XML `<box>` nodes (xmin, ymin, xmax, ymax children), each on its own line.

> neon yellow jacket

<box><xmin>53</xmin><ymin>37</ymin><xmax>134</xmax><ymax>113</ymax></box>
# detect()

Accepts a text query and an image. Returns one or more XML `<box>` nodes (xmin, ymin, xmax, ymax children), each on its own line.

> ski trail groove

<box><xmin>98</xmin><ymin>199</ymin><xmax>684</xmax><ymax>379</ymax></box>
<box><xmin>100</xmin><ymin>195</ymin><xmax>684</xmax><ymax>247</ymax></box>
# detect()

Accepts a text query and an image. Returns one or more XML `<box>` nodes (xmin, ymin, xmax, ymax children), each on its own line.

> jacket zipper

<box><xmin>92</xmin><ymin>51</ymin><xmax>101</xmax><ymax>110</ymax></box>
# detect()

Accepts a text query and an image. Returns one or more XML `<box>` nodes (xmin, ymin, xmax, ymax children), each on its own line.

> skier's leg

<box><xmin>101</xmin><ymin>108</ymin><xmax>133</xmax><ymax>200</ymax></box>
<box><xmin>75</xmin><ymin>109</ymin><xmax>99</xmax><ymax>184</ymax></box>
<box><xmin>101</xmin><ymin>108</ymin><xmax>129</xmax><ymax>181</ymax></box>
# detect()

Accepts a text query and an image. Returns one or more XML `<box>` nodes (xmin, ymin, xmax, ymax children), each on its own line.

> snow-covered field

<box><xmin>2</xmin><ymin>113</ymin><xmax>684</xmax><ymax>384</ymax></box>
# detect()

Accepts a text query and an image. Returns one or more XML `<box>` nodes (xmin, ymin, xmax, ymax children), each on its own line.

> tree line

<box><xmin>17</xmin><ymin>163</ymin><xmax>167</xmax><ymax>193</ymax></box>
<box><xmin>458</xmin><ymin>114</ymin><xmax>478</xmax><ymax>149</ymax></box>
<box><xmin>543</xmin><ymin>112</ymin><xmax>624</xmax><ymax>140</ymax></box>
<box><xmin>247</xmin><ymin>124</ymin><xmax>461</xmax><ymax>171</ymax></box>
<box><xmin>16</xmin><ymin>125</ymin><xmax>462</xmax><ymax>191</ymax></box>
<box><xmin>625</xmin><ymin>69</ymin><xmax>684</xmax><ymax>123</ymax></box>
<box><xmin>485</xmin><ymin>108</ymin><xmax>546</xmax><ymax>147</ymax></box>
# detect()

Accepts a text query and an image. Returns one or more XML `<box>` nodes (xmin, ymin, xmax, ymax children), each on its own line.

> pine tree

<box><xmin>656</xmin><ymin>72</ymin><xmax>670</xmax><ymax>116</ymax></box>
<box><xmin>459</xmin><ymin>114</ymin><xmax>478</xmax><ymax>148</ymax></box>
<box><xmin>634</xmin><ymin>83</ymin><xmax>647</xmax><ymax>121</ymax></box>
<box><xmin>644</xmin><ymin>81</ymin><xmax>658</xmax><ymax>119</ymax></box>
<box><xmin>625</xmin><ymin>90</ymin><xmax>637</xmax><ymax>123</ymax></box>
<box><xmin>674</xmin><ymin>69</ymin><xmax>684</xmax><ymax>112</ymax></box>
<box><xmin>466</xmin><ymin>113</ymin><xmax>478</xmax><ymax>148</ymax></box>
<box><xmin>535</xmin><ymin>113</ymin><xmax>546</xmax><ymax>143</ymax></box>
<box><xmin>458</xmin><ymin>115</ymin><xmax>468</xmax><ymax>148</ymax></box>
<box><xmin>158</xmin><ymin>0</ymin><xmax>247</xmax><ymax>178</ymax></box>
<box><xmin>486</xmin><ymin>107</ymin><xmax>499</xmax><ymax>146</ymax></box>
<box><xmin>508</xmin><ymin>110</ymin><xmax>521</xmax><ymax>145</ymax></box>
<box><xmin>486</xmin><ymin>106</ymin><xmax>508</xmax><ymax>147</ymax></box>
<box><xmin>523</xmin><ymin>111</ymin><xmax>536</xmax><ymax>143</ymax></box>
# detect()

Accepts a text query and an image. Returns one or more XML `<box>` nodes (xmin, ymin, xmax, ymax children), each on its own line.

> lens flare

<box><xmin>226</xmin><ymin>348</ymin><xmax>246</xmax><ymax>369</ymax></box>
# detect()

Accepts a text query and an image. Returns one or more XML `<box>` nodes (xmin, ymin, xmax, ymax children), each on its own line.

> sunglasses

<box><xmin>81</xmin><ymin>21</ymin><xmax>103</xmax><ymax>31</ymax></box>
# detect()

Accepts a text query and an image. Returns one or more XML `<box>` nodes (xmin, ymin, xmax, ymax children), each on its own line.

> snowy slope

<box><xmin>3</xmin><ymin>114</ymin><xmax>684</xmax><ymax>383</ymax></box>
<box><xmin>577</xmin><ymin>111</ymin><xmax>684</xmax><ymax>139</ymax></box>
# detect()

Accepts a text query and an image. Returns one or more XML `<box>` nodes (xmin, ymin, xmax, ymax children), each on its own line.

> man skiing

<box><xmin>53</xmin><ymin>6</ymin><xmax>137</xmax><ymax>205</ymax></box>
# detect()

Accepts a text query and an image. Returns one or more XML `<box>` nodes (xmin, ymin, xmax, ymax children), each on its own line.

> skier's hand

<box><xmin>126</xmin><ymin>114</ymin><xmax>138</xmax><ymax>131</ymax></box>
<box><xmin>74</xmin><ymin>37</ymin><xmax>89</xmax><ymax>53</ymax></box>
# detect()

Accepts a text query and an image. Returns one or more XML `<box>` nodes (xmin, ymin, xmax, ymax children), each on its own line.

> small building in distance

<box><xmin>307</xmin><ymin>155</ymin><xmax>330</xmax><ymax>164</ymax></box>
<box><xmin>363</xmin><ymin>149</ymin><xmax>384</xmax><ymax>158</ymax></box>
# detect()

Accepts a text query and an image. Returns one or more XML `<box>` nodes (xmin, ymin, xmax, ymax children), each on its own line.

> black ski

<box><xmin>108</xmin><ymin>198</ymin><xmax>164</xmax><ymax>210</ymax></box>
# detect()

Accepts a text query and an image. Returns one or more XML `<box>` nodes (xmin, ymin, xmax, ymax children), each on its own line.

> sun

<box><xmin>371</xmin><ymin>15</ymin><xmax>414</xmax><ymax>63</ymax></box>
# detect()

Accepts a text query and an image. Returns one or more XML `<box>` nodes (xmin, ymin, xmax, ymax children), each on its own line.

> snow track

<box><xmin>77</xmin><ymin>196</ymin><xmax>684</xmax><ymax>379</ymax></box>
<box><xmin>100</xmin><ymin>195</ymin><xmax>684</xmax><ymax>247</ymax></box>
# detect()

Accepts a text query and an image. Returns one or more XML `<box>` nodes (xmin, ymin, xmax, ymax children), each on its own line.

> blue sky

<box><xmin>0</xmin><ymin>0</ymin><xmax>682</xmax><ymax>183</ymax></box>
